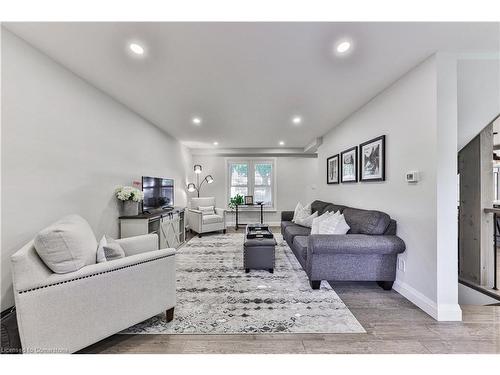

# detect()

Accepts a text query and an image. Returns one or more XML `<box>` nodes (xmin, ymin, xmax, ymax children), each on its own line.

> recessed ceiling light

<box><xmin>335</xmin><ymin>39</ymin><xmax>352</xmax><ymax>56</ymax></box>
<box><xmin>279</xmin><ymin>141</ymin><xmax>285</xmax><ymax>146</ymax></box>
<box><xmin>213</xmin><ymin>141</ymin><xmax>219</xmax><ymax>146</ymax></box>
<box><xmin>129</xmin><ymin>43</ymin><xmax>145</xmax><ymax>55</ymax></box>
<box><xmin>192</xmin><ymin>117</ymin><xmax>202</xmax><ymax>125</ymax></box>
<box><xmin>292</xmin><ymin>116</ymin><xmax>302</xmax><ymax>125</ymax></box>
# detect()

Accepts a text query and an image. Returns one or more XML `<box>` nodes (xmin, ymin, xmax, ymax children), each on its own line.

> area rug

<box><xmin>122</xmin><ymin>232</ymin><xmax>365</xmax><ymax>334</ymax></box>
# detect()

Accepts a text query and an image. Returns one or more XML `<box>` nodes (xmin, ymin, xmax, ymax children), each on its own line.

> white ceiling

<box><xmin>5</xmin><ymin>22</ymin><xmax>500</xmax><ymax>149</ymax></box>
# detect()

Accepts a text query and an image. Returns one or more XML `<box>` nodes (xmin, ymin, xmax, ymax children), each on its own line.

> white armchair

<box><xmin>11</xmin><ymin>220</ymin><xmax>176</xmax><ymax>354</ymax></box>
<box><xmin>187</xmin><ymin>197</ymin><xmax>227</xmax><ymax>237</ymax></box>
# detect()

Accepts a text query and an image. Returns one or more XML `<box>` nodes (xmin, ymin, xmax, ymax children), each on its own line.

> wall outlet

<box><xmin>398</xmin><ymin>258</ymin><xmax>406</xmax><ymax>272</ymax></box>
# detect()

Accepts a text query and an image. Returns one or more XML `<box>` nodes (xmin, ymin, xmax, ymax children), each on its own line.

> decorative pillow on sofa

<box><xmin>311</xmin><ymin>211</ymin><xmax>337</xmax><ymax>234</ymax></box>
<box><xmin>102</xmin><ymin>237</ymin><xmax>126</xmax><ymax>261</ymax></box>
<box><xmin>96</xmin><ymin>235</ymin><xmax>108</xmax><ymax>263</ymax></box>
<box><xmin>295</xmin><ymin>211</ymin><xmax>318</xmax><ymax>228</ymax></box>
<box><xmin>292</xmin><ymin>202</ymin><xmax>311</xmax><ymax>223</ymax></box>
<box><xmin>331</xmin><ymin>214</ymin><xmax>350</xmax><ymax>234</ymax></box>
<box><xmin>199</xmin><ymin>205</ymin><xmax>216</xmax><ymax>215</ymax></box>
<box><xmin>317</xmin><ymin>213</ymin><xmax>350</xmax><ymax>235</ymax></box>
<box><xmin>34</xmin><ymin>214</ymin><xmax>98</xmax><ymax>274</ymax></box>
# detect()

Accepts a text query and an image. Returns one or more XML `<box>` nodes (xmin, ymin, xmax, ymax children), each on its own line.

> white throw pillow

<box><xmin>295</xmin><ymin>211</ymin><xmax>318</xmax><ymax>228</ymax></box>
<box><xmin>96</xmin><ymin>235</ymin><xmax>108</xmax><ymax>263</ymax></box>
<box><xmin>292</xmin><ymin>202</ymin><xmax>311</xmax><ymax>223</ymax></box>
<box><xmin>318</xmin><ymin>212</ymin><xmax>342</xmax><ymax>235</ymax></box>
<box><xmin>310</xmin><ymin>211</ymin><xmax>333</xmax><ymax>234</ymax></box>
<box><xmin>331</xmin><ymin>214</ymin><xmax>350</xmax><ymax>234</ymax></box>
<box><xmin>34</xmin><ymin>214</ymin><xmax>98</xmax><ymax>274</ymax></box>
<box><xmin>199</xmin><ymin>205</ymin><xmax>215</xmax><ymax>215</ymax></box>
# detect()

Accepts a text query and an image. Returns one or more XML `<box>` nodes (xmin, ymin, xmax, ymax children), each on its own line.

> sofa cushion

<box><xmin>308</xmin><ymin>234</ymin><xmax>406</xmax><ymax>255</ymax></box>
<box><xmin>34</xmin><ymin>214</ymin><xmax>98</xmax><ymax>274</ymax></box>
<box><xmin>284</xmin><ymin>224</ymin><xmax>311</xmax><ymax>244</ymax></box>
<box><xmin>292</xmin><ymin>236</ymin><xmax>309</xmax><ymax>261</ymax></box>
<box><xmin>202</xmin><ymin>214</ymin><xmax>224</xmax><ymax>224</ymax></box>
<box><xmin>343</xmin><ymin>207</ymin><xmax>391</xmax><ymax>235</ymax></box>
<box><xmin>310</xmin><ymin>200</ymin><xmax>330</xmax><ymax>215</ymax></box>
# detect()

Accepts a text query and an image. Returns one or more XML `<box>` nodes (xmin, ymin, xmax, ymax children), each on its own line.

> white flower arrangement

<box><xmin>115</xmin><ymin>186</ymin><xmax>144</xmax><ymax>202</ymax></box>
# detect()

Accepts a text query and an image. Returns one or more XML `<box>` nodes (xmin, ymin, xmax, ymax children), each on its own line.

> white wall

<box><xmin>190</xmin><ymin>155</ymin><xmax>318</xmax><ymax>224</ymax></box>
<box><xmin>1</xmin><ymin>29</ymin><xmax>191</xmax><ymax>310</ymax></box>
<box><xmin>457</xmin><ymin>57</ymin><xmax>500</xmax><ymax>150</ymax></box>
<box><xmin>316</xmin><ymin>55</ymin><xmax>461</xmax><ymax>321</ymax></box>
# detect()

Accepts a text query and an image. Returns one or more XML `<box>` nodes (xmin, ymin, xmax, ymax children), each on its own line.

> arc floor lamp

<box><xmin>187</xmin><ymin>164</ymin><xmax>214</xmax><ymax>197</ymax></box>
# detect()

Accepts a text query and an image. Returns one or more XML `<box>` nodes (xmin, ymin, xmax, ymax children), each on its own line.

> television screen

<box><xmin>142</xmin><ymin>176</ymin><xmax>174</xmax><ymax>211</ymax></box>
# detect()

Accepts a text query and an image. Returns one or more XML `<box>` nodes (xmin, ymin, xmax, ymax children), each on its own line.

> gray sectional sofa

<box><xmin>281</xmin><ymin>200</ymin><xmax>406</xmax><ymax>290</ymax></box>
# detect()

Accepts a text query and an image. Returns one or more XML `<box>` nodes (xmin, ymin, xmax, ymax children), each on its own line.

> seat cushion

<box><xmin>292</xmin><ymin>236</ymin><xmax>309</xmax><ymax>261</ymax></box>
<box><xmin>284</xmin><ymin>224</ymin><xmax>311</xmax><ymax>244</ymax></box>
<box><xmin>343</xmin><ymin>207</ymin><xmax>391</xmax><ymax>235</ymax></box>
<box><xmin>34</xmin><ymin>214</ymin><xmax>97</xmax><ymax>274</ymax></box>
<box><xmin>202</xmin><ymin>214</ymin><xmax>224</xmax><ymax>224</ymax></box>
<box><xmin>281</xmin><ymin>221</ymin><xmax>296</xmax><ymax>231</ymax></box>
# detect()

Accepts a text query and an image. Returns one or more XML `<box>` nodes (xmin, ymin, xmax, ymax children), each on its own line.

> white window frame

<box><xmin>225</xmin><ymin>158</ymin><xmax>277</xmax><ymax>211</ymax></box>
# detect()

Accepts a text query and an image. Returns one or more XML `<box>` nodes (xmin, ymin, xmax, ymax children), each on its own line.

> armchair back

<box><xmin>190</xmin><ymin>197</ymin><xmax>216</xmax><ymax>209</ymax></box>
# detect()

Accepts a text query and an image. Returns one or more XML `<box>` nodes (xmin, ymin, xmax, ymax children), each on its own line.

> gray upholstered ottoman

<box><xmin>244</xmin><ymin>225</ymin><xmax>276</xmax><ymax>273</ymax></box>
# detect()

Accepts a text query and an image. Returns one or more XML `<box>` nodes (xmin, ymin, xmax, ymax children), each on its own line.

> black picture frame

<box><xmin>359</xmin><ymin>135</ymin><xmax>386</xmax><ymax>182</ymax></box>
<box><xmin>340</xmin><ymin>146</ymin><xmax>358</xmax><ymax>183</ymax></box>
<box><xmin>326</xmin><ymin>154</ymin><xmax>340</xmax><ymax>184</ymax></box>
<box><xmin>244</xmin><ymin>195</ymin><xmax>254</xmax><ymax>205</ymax></box>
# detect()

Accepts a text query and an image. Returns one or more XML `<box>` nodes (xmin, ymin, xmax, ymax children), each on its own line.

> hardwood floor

<box><xmin>79</xmin><ymin>227</ymin><xmax>500</xmax><ymax>354</ymax></box>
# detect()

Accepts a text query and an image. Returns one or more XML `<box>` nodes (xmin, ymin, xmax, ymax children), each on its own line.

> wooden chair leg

<box><xmin>166</xmin><ymin>307</ymin><xmax>175</xmax><ymax>322</ymax></box>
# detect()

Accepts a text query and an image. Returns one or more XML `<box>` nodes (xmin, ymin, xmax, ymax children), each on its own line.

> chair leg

<box><xmin>377</xmin><ymin>281</ymin><xmax>394</xmax><ymax>290</ymax></box>
<box><xmin>309</xmin><ymin>280</ymin><xmax>321</xmax><ymax>289</ymax></box>
<box><xmin>166</xmin><ymin>307</ymin><xmax>175</xmax><ymax>322</ymax></box>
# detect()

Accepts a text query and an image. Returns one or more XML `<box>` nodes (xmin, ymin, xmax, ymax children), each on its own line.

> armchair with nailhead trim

<box><xmin>10</xmin><ymin>224</ymin><xmax>175</xmax><ymax>353</ymax></box>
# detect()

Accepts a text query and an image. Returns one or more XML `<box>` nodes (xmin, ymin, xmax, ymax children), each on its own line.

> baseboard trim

<box><xmin>393</xmin><ymin>280</ymin><xmax>462</xmax><ymax>321</ymax></box>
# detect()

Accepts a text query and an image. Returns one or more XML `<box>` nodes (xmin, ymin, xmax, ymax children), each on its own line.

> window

<box><xmin>227</xmin><ymin>159</ymin><xmax>275</xmax><ymax>208</ymax></box>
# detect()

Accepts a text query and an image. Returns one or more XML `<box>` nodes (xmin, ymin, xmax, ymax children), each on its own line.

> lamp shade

<box><xmin>206</xmin><ymin>175</ymin><xmax>214</xmax><ymax>184</ymax></box>
<box><xmin>187</xmin><ymin>183</ymin><xmax>196</xmax><ymax>192</ymax></box>
<box><xmin>194</xmin><ymin>165</ymin><xmax>202</xmax><ymax>174</ymax></box>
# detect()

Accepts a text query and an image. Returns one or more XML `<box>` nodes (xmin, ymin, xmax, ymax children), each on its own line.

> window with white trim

<box><xmin>227</xmin><ymin>159</ymin><xmax>275</xmax><ymax>208</ymax></box>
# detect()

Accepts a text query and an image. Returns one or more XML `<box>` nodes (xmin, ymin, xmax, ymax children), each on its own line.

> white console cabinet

<box><xmin>119</xmin><ymin>208</ymin><xmax>185</xmax><ymax>249</ymax></box>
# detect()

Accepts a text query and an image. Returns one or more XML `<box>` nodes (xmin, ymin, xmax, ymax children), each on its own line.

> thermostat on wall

<box><xmin>406</xmin><ymin>171</ymin><xmax>420</xmax><ymax>183</ymax></box>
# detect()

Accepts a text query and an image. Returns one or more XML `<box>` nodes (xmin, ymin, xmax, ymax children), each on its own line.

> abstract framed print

<box><xmin>327</xmin><ymin>154</ymin><xmax>339</xmax><ymax>184</ymax></box>
<box><xmin>359</xmin><ymin>135</ymin><xmax>386</xmax><ymax>182</ymax></box>
<box><xmin>341</xmin><ymin>146</ymin><xmax>358</xmax><ymax>183</ymax></box>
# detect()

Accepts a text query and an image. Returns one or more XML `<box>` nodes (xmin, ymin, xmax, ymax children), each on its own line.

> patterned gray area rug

<box><xmin>122</xmin><ymin>232</ymin><xmax>365</xmax><ymax>334</ymax></box>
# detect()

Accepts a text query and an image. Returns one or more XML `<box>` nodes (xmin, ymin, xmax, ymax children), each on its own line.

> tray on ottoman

<box><xmin>244</xmin><ymin>224</ymin><xmax>276</xmax><ymax>273</ymax></box>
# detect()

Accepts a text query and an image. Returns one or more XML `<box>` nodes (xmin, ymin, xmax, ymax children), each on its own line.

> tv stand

<box><xmin>119</xmin><ymin>207</ymin><xmax>185</xmax><ymax>249</ymax></box>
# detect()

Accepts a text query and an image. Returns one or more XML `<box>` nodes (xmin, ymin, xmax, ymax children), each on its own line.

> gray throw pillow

<box><xmin>103</xmin><ymin>236</ymin><xmax>125</xmax><ymax>261</ymax></box>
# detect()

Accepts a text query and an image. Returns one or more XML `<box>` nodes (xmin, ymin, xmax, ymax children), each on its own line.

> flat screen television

<box><xmin>142</xmin><ymin>176</ymin><xmax>174</xmax><ymax>212</ymax></box>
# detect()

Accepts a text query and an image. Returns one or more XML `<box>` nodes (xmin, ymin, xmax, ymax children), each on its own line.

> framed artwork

<box><xmin>326</xmin><ymin>154</ymin><xmax>339</xmax><ymax>184</ymax></box>
<box><xmin>341</xmin><ymin>146</ymin><xmax>358</xmax><ymax>183</ymax></box>
<box><xmin>244</xmin><ymin>195</ymin><xmax>254</xmax><ymax>205</ymax></box>
<box><xmin>359</xmin><ymin>135</ymin><xmax>386</xmax><ymax>182</ymax></box>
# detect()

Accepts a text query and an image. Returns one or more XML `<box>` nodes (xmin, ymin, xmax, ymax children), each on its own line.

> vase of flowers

<box><xmin>115</xmin><ymin>186</ymin><xmax>144</xmax><ymax>216</ymax></box>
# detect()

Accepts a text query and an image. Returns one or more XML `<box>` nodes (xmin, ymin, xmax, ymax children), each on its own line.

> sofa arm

<box><xmin>281</xmin><ymin>211</ymin><xmax>294</xmax><ymax>222</ymax></box>
<box><xmin>116</xmin><ymin>233</ymin><xmax>159</xmax><ymax>256</ymax></box>
<box><xmin>14</xmin><ymin>248</ymin><xmax>175</xmax><ymax>294</ymax></box>
<box><xmin>308</xmin><ymin>234</ymin><xmax>406</xmax><ymax>256</ymax></box>
<box><xmin>187</xmin><ymin>209</ymin><xmax>203</xmax><ymax>233</ymax></box>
